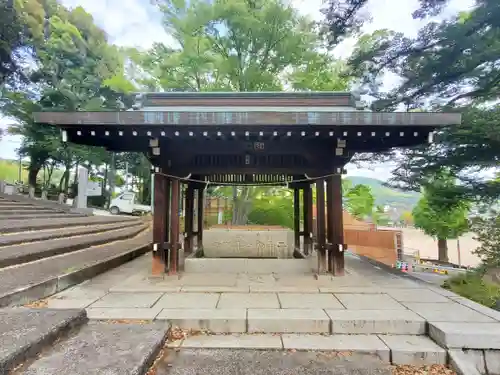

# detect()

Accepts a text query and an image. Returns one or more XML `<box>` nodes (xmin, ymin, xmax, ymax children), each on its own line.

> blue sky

<box><xmin>0</xmin><ymin>0</ymin><xmax>474</xmax><ymax>180</ymax></box>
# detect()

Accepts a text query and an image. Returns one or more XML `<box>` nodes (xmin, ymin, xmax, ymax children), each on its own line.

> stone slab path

<box><xmin>9</xmin><ymin>252</ymin><xmax>500</xmax><ymax>373</ymax></box>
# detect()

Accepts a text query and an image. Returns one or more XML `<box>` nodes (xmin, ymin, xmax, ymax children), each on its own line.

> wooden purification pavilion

<box><xmin>34</xmin><ymin>92</ymin><xmax>461</xmax><ymax>276</ymax></box>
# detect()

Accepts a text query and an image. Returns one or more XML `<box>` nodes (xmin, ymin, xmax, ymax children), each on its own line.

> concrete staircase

<box><xmin>0</xmin><ymin>308</ymin><xmax>396</xmax><ymax>375</ymax></box>
<box><xmin>0</xmin><ymin>195</ymin><xmax>152</xmax><ymax>308</ymax></box>
<box><xmin>0</xmin><ymin>308</ymin><xmax>167</xmax><ymax>375</ymax></box>
<box><xmin>0</xmin><ymin>194</ymin><xmax>86</xmax><ymax>220</ymax></box>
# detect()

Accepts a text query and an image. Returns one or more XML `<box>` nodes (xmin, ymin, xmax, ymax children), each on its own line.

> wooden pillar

<box><xmin>326</xmin><ymin>174</ymin><xmax>345</xmax><ymax>276</ymax></box>
<box><xmin>303</xmin><ymin>184</ymin><xmax>313</xmax><ymax>255</ymax></box>
<box><xmin>152</xmin><ymin>172</ymin><xmax>167</xmax><ymax>275</ymax></box>
<box><xmin>316</xmin><ymin>179</ymin><xmax>327</xmax><ymax>273</ymax></box>
<box><xmin>184</xmin><ymin>184</ymin><xmax>195</xmax><ymax>254</ymax></box>
<box><xmin>196</xmin><ymin>186</ymin><xmax>204</xmax><ymax>250</ymax></box>
<box><xmin>164</xmin><ymin>177</ymin><xmax>171</xmax><ymax>262</ymax></box>
<box><xmin>169</xmin><ymin>178</ymin><xmax>180</xmax><ymax>275</ymax></box>
<box><xmin>293</xmin><ymin>187</ymin><xmax>300</xmax><ymax>251</ymax></box>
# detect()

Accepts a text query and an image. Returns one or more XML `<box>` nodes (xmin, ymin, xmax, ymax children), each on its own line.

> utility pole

<box><xmin>108</xmin><ymin>152</ymin><xmax>116</xmax><ymax>208</ymax></box>
<box><xmin>18</xmin><ymin>154</ymin><xmax>22</xmax><ymax>183</ymax></box>
<box><xmin>125</xmin><ymin>161</ymin><xmax>129</xmax><ymax>191</ymax></box>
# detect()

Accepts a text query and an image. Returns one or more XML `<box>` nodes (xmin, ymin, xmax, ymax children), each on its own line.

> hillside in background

<box><xmin>346</xmin><ymin>176</ymin><xmax>421</xmax><ymax>210</ymax></box>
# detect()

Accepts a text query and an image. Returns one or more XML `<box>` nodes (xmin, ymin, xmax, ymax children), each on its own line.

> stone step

<box><xmin>0</xmin><ymin>308</ymin><xmax>87</xmax><ymax>374</ymax></box>
<box><xmin>430</xmin><ymin>321</ymin><xmax>500</xmax><ymax>349</ymax></box>
<box><xmin>0</xmin><ymin>201</ymin><xmax>35</xmax><ymax>206</ymax></box>
<box><xmin>167</xmin><ymin>333</ymin><xmax>447</xmax><ymax>365</ymax></box>
<box><xmin>0</xmin><ymin>212</ymin><xmax>85</xmax><ymax>220</ymax></box>
<box><xmin>13</xmin><ymin>321</ymin><xmax>168</xmax><ymax>375</ymax></box>
<box><xmin>0</xmin><ymin>224</ymin><xmax>147</xmax><ymax>268</ymax></box>
<box><xmin>151</xmin><ymin>307</ymin><xmax>426</xmax><ymax>335</ymax></box>
<box><xmin>0</xmin><ymin>208</ymin><xmax>62</xmax><ymax>214</ymax></box>
<box><xmin>0</xmin><ymin>205</ymin><xmax>47</xmax><ymax>210</ymax></box>
<box><xmin>0</xmin><ymin>215</ymin><xmax>139</xmax><ymax>234</ymax></box>
<box><xmin>154</xmin><ymin>348</ymin><xmax>393</xmax><ymax>375</ymax></box>
<box><xmin>0</xmin><ymin>230</ymin><xmax>151</xmax><ymax>307</ymax></box>
<box><xmin>0</xmin><ymin>220</ymin><xmax>143</xmax><ymax>247</ymax></box>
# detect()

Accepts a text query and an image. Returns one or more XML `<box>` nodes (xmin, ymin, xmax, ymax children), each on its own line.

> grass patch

<box><xmin>442</xmin><ymin>271</ymin><xmax>500</xmax><ymax>309</ymax></box>
<box><xmin>0</xmin><ymin>159</ymin><xmax>28</xmax><ymax>183</ymax></box>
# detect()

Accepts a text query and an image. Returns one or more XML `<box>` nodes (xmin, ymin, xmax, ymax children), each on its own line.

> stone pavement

<box><xmin>34</xmin><ymin>253</ymin><xmax>500</xmax><ymax>372</ymax></box>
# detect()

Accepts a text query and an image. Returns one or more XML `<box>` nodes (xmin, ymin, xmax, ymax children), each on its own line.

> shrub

<box><xmin>443</xmin><ymin>272</ymin><xmax>500</xmax><ymax>309</ymax></box>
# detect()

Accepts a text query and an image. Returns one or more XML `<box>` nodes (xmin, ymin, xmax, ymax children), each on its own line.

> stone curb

<box><xmin>0</xmin><ymin>309</ymin><xmax>88</xmax><ymax>375</ymax></box>
<box><xmin>0</xmin><ymin>243</ymin><xmax>150</xmax><ymax>308</ymax></box>
<box><xmin>0</xmin><ymin>224</ymin><xmax>147</xmax><ymax>269</ymax></box>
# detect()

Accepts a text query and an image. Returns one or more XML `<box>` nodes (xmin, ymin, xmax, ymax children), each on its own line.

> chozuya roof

<box><xmin>33</xmin><ymin>110</ymin><xmax>461</xmax><ymax>127</ymax></box>
<box><xmin>32</xmin><ymin>91</ymin><xmax>462</xmax><ymax>127</ymax></box>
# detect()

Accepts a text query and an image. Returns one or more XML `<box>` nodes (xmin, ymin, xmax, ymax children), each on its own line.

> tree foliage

<box><xmin>129</xmin><ymin>0</ymin><xmax>351</xmax><ymax>223</ymax></box>
<box><xmin>320</xmin><ymin>0</ymin><xmax>500</xmax><ymax>204</ymax></box>
<box><xmin>412</xmin><ymin>172</ymin><xmax>470</xmax><ymax>262</ymax></box>
<box><xmin>1</xmin><ymin>1</ymin><xmax>138</xmax><ymax>194</ymax></box>
<box><xmin>344</xmin><ymin>184</ymin><xmax>375</xmax><ymax>219</ymax></box>
<box><xmin>471</xmin><ymin>209</ymin><xmax>500</xmax><ymax>269</ymax></box>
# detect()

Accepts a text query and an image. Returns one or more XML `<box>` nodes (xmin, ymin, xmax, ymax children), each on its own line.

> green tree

<box><xmin>372</xmin><ymin>205</ymin><xmax>390</xmax><ymax>226</ymax></box>
<box><xmin>412</xmin><ymin>173</ymin><xmax>470</xmax><ymax>262</ymax></box>
<box><xmin>471</xmin><ymin>208</ymin><xmax>500</xmax><ymax>269</ymax></box>
<box><xmin>339</xmin><ymin>0</ymin><xmax>500</xmax><ymax>202</ymax></box>
<box><xmin>400</xmin><ymin>210</ymin><xmax>414</xmax><ymax>226</ymax></box>
<box><xmin>388</xmin><ymin>107</ymin><xmax>500</xmax><ymax>202</ymax></box>
<box><xmin>3</xmin><ymin>2</ymin><xmax>134</xmax><ymax>189</ymax></box>
<box><xmin>344</xmin><ymin>184</ymin><xmax>375</xmax><ymax>219</ymax></box>
<box><xmin>136</xmin><ymin>0</ymin><xmax>350</xmax><ymax>224</ymax></box>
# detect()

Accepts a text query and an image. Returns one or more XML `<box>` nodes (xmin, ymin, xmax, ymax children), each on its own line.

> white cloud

<box><xmin>1</xmin><ymin>0</ymin><xmax>474</xmax><ymax>182</ymax></box>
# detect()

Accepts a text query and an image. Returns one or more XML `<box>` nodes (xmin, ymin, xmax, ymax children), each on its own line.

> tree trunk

<box><xmin>437</xmin><ymin>238</ymin><xmax>449</xmax><ymax>263</ymax></box>
<box><xmin>28</xmin><ymin>166</ymin><xmax>41</xmax><ymax>188</ymax></box>
<box><xmin>59</xmin><ymin>168</ymin><xmax>70</xmax><ymax>193</ymax></box>
<box><xmin>73</xmin><ymin>163</ymin><xmax>79</xmax><ymax>185</ymax></box>
<box><xmin>231</xmin><ymin>187</ymin><xmax>238</xmax><ymax>224</ymax></box>
<box><xmin>232</xmin><ymin>186</ymin><xmax>253</xmax><ymax>225</ymax></box>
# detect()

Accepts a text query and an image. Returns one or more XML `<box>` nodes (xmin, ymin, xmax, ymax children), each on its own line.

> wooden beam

<box><xmin>152</xmin><ymin>172</ymin><xmax>167</xmax><ymax>275</ymax></box>
<box><xmin>184</xmin><ymin>184</ymin><xmax>195</xmax><ymax>255</ymax></box>
<box><xmin>303</xmin><ymin>184</ymin><xmax>313</xmax><ymax>256</ymax></box>
<box><xmin>326</xmin><ymin>175</ymin><xmax>345</xmax><ymax>276</ymax></box>
<box><xmin>169</xmin><ymin>178</ymin><xmax>180</xmax><ymax>275</ymax></box>
<box><xmin>316</xmin><ymin>179</ymin><xmax>327</xmax><ymax>274</ymax></box>
<box><xmin>293</xmin><ymin>188</ymin><xmax>300</xmax><ymax>252</ymax></box>
<box><xmin>196</xmin><ymin>186</ymin><xmax>204</xmax><ymax>251</ymax></box>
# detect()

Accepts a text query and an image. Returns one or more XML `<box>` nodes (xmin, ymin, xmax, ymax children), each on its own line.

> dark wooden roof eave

<box><xmin>33</xmin><ymin>111</ymin><xmax>462</xmax><ymax>127</ymax></box>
